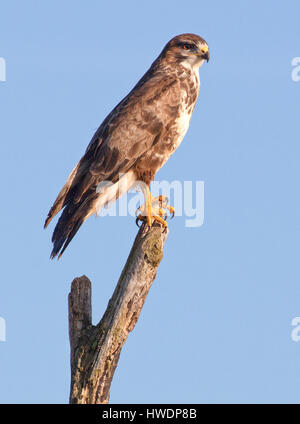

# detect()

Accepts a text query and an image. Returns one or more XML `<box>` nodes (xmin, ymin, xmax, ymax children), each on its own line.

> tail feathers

<box><xmin>47</xmin><ymin>170</ymin><xmax>137</xmax><ymax>259</ymax></box>
<box><xmin>50</xmin><ymin>218</ymin><xmax>85</xmax><ymax>259</ymax></box>
<box><xmin>50</xmin><ymin>197</ymin><xmax>94</xmax><ymax>259</ymax></box>
<box><xmin>44</xmin><ymin>162</ymin><xmax>81</xmax><ymax>229</ymax></box>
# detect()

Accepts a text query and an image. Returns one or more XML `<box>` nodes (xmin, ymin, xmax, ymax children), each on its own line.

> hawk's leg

<box><xmin>136</xmin><ymin>189</ymin><xmax>175</xmax><ymax>228</ymax></box>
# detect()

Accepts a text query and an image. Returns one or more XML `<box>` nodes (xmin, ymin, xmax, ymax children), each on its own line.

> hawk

<box><xmin>45</xmin><ymin>33</ymin><xmax>209</xmax><ymax>259</ymax></box>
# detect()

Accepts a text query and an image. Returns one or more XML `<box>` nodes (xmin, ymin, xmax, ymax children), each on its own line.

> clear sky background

<box><xmin>0</xmin><ymin>0</ymin><xmax>300</xmax><ymax>404</ymax></box>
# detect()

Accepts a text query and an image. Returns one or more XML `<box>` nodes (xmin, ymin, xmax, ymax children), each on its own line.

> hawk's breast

<box><xmin>172</xmin><ymin>104</ymin><xmax>194</xmax><ymax>151</ymax></box>
<box><xmin>135</xmin><ymin>67</ymin><xmax>200</xmax><ymax>181</ymax></box>
<box><xmin>160</xmin><ymin>68</ymin><xmax>200</xmax><ymax>162</ymax></box>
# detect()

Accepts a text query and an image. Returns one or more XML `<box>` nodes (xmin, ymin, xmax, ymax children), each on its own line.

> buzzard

<box><xmin>45</xmin><ymin>33</ymin><xmax>209</xmax><ymax>259</ymax></box>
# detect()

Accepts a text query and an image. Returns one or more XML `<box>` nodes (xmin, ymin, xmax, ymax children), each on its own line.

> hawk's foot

<box><xmin>135</xmin><ymin>194</ymin><xmax>175</xmax><ymax>228</ymax></box>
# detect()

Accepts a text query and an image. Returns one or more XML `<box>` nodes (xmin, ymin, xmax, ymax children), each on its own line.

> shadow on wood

<box><xmin>68</xmin><ymin>223</ymin><xmax>169</xmax><ymax>404</ymax></box>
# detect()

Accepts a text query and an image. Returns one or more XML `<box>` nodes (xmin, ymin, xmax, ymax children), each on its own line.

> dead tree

<box><xmin>68</xmin><ymin>223</ymin><xmax>169</xmax><ymax>404</ymax></box>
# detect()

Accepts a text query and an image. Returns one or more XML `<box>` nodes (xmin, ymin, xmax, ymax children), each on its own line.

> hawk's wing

<box><xmin>45</xmin><ymin>68</ymin><xmax>180</xmax><ymax>258</ymax></box>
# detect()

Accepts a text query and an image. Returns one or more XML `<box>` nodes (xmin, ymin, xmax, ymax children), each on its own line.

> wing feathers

<box><xmin>45</xmin><ymin>63</ymin><xmax>181</xmax><ymax>258</ymax></box>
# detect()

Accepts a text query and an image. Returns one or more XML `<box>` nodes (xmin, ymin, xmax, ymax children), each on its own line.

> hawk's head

<box><xmin>161</xmin><ymin>33</ymin><xmax>209</xmax><ymax>69</ymax></box>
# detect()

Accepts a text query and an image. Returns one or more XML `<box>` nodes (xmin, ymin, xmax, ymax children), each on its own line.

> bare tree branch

<box><xmin>68</xmin><ymin>223</ymin><xmax>169</xmax><ymax>404</ymax></box>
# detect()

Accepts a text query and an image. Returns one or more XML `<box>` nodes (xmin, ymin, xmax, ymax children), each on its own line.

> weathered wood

<box><xmin>68</xmin><ymin>276</ymin><xmax>92</xmax><ymax>367</ymax></box>
<box><xmin>68</xmin><ymin>223</ymin><xmax>169</xmax><ymax>404</ymax></box>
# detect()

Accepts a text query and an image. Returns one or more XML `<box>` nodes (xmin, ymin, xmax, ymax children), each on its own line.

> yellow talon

<box><xmin>135</xmin><ymin>186</ymin><xmax>175</xmax><ymax>228</ymax></box>
<box><xmin>151</xmin><ymin>214</ymin><xmax>168</xmax><ymax>227</ymax></box>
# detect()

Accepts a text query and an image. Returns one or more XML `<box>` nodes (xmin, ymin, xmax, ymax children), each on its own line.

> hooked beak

<box><xmin>200</xmin><ymin>45</ymin><xmax>210</xmax><ymax>62</ymax></box>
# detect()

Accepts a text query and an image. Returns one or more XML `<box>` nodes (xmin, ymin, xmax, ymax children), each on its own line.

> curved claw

<box><xmin>136</xmin><ymin>216</ymin><xmax>142</xmax><ymax>227</ymax></box>
<box><xmin>135</xmin><ymin>189</ymin><xmax>174</xmax><ymax>228</ymax></box>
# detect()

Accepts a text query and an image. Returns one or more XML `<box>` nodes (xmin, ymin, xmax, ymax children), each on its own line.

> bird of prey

<box><xmin>44</xmin><ymin>33</ymin><xmax>209</xmax><ymax>259</ymax></box>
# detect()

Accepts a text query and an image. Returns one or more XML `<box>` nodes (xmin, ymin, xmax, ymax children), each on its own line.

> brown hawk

<box><xmin>44</xmin><ymin>33</ymin><xmax>209</xmax><ymax>258</ymax></box>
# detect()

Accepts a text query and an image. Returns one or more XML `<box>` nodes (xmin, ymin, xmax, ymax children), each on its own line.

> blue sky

<box><xmin>0</xmin><ymin>0</ymin><xmax>300</xmax><ymax>403</ymax></box>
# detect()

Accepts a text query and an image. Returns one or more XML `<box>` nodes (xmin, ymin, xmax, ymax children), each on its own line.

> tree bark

<box><xmin>68</xmin><ymin>223</ymin><xmax>169</xmax><ymax>404</ymax></box>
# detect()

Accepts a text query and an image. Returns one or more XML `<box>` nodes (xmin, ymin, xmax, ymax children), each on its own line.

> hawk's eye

<box><xmin>182</xmin><ymin>43</ymin><xmax>192</xmax><ymax>50</ymax></box>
